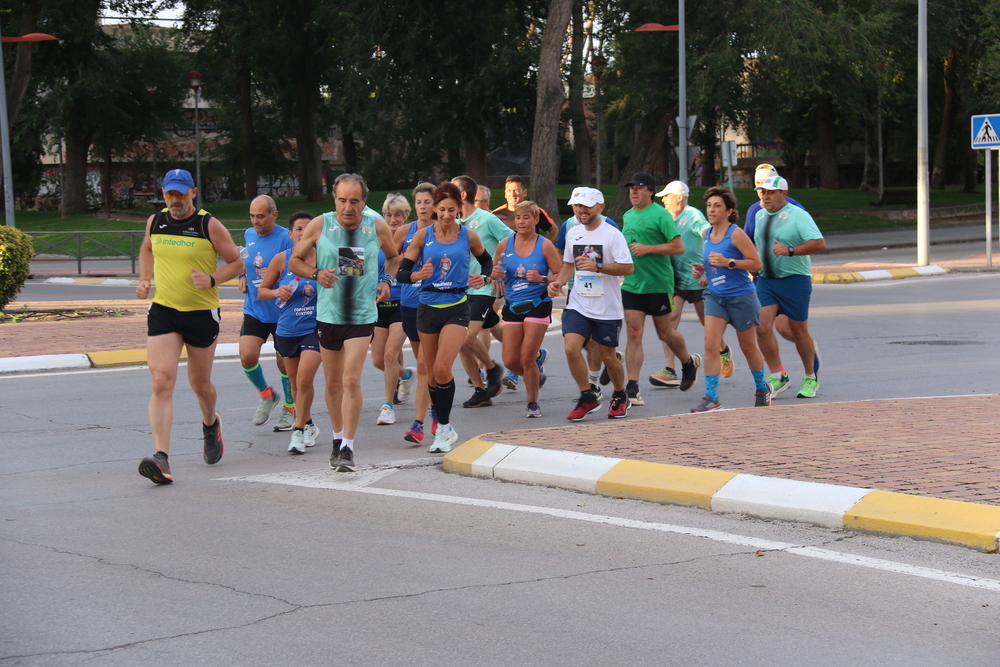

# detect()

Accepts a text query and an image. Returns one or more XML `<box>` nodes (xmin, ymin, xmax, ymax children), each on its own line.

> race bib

<box><xmin>575</xmin><ymin>271</ymin><xmax>604</xmax><ymax>296</ymax></box>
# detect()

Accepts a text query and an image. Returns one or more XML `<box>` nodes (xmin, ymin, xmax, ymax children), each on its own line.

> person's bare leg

<box><xmin>146</xmin><ymin>333</ymin><xmax>184</xmax><ymax>454</ymax></box>
<box><xmin>624</xmin><ymin>309</ymin><xmax>646</xmax><ymax>382</ymax></box>
<box><xmin>339</xmin><ymin>336</ymin><xmax>372</xmax><ymax>440</ymax></box>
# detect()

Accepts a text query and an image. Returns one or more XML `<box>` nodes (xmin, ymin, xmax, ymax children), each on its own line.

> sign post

<box><xmin>971</xmin><ymin>114</ymin><xmax>1000</xmax><ymax>267</ymax></box>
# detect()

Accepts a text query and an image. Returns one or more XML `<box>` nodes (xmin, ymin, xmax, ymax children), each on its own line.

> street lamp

<box><xmin>634</xmin><ymin>17</ymin><xmax>688</xmax><ymax>184</ymax></box>
<box><xmin>188</xmin><ymin>70</ymin><xmax>203</xmax><ymax>199</ymax></box>
<box><xmin>0</xmin><ymin>32</ymin><xmax>58</xmax><ymax>227</ymax></box>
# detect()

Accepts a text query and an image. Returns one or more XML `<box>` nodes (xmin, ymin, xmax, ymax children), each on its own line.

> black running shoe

<box><xmin>336</xmin><ymin>446</ymin><xmax>356</xmax><ymax>473</ymax></box>
<box><xmin>599</xmin><ymin>352</ymin><xmax>622</xmax><ymax>386</ymax></box>
<box><xmin>139</xmin><ymin>451</ymin><xmax>173</xmax><ymax>484</ymax></box>
<box><xmin>679</xmin><ymin>354</ymin><xmax>702</xmax><ymax>392</ymax></box>
<box><xmin>485</xmin><ymin>362</ymin><xmax>504</xmax><ymax>398</ymax></box>
<box><xmin>330</xmin><ymin>438</ymin><xmax>343</xmax><ymax>469</ymax></box>
<box><xmin>463</xmin><ymin>387</ymin><xmax>493</xmax><ymax>408</ymax></box>
<box><xmin>203</xmin><ymin>412</ymin><xmax>224</xmax><ymax>465</ymax></box>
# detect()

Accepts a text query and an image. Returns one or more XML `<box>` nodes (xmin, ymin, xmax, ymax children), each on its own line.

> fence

<box><xmin>28</xmin><ymin>231</ymin><xmax>145</xmax><ymax>274</ymax></box>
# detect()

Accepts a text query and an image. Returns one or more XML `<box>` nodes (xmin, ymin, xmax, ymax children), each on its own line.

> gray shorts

<box><xmin>704</xmin><ymin>291</ymin><xmax>761</xmax><ymax>332</ymax></box>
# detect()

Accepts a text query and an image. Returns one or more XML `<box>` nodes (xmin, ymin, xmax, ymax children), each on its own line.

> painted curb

<box><xmin>41</xmin><ymin>277</ymin><xmax>241</xmax><ymax>287</ymax></box>
<box><xmin>443</xmin><ymin>438</ymin><xmax>1000</xmax><ymax>552</ymax></box>
<box><xmin>0</xmin><ymin>353</ymin><xmax>91</xmax><ymax>373</ymax></box>
<box><xmin>812</xmin><ymin>265</ymin><xmax>949</xmax><ymax>284</ymax></box>
<box><xmin>3</xmin><ymin>342</ymin><xmax>274</xmax><ymax>372</ymax></box>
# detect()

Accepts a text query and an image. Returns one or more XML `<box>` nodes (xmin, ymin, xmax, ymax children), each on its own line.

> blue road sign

<box><xmin>972</xmin><ymin>114</ymin><xmax>1000</xmax><ymax>149</ymax></box>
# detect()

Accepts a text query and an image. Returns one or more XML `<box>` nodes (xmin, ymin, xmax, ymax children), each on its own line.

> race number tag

<box><xmin>575</xmin><ymin>271</ymin><xmax>604</xmax><ymax>296</ymax></box>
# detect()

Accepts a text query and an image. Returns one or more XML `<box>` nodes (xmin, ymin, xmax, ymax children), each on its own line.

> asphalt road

<box><xmin>4</xmin><ymin>265</ymin><xmax>1000</xmax><ymax>664</ymax></box>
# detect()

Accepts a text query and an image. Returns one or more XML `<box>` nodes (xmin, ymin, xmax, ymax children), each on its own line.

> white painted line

<box><xmin>0</xmin><ymin>353</ymin><xmax>91</xmax><ymax>373</ymax></box>
<box><xmin>913</xmin><ymin>265</ymin><xmax>947</xmax><ymax>275</ymax></box>
<box><xmin>231</xmin><ymin>470</ymin><xmax>1000</xmax><ymax>592</ymax></box>
<box><xmin>44</xmin><ymin>277</ymin><xmax>76</xmax><ymax>284</ymax></box>
<box><xmin>492</xmin><ymin>447</ymin><xmax>622</xmax><ymax>494</ymax></box>
<box><xmin>857</xmin><ymin>269</ymin><xmax>894</xmax><ymax>280</ymax></box>
<box><xmin>470</xmin><ymin>443</ymin><xmax>517</xmax><ymax>478</ymax></box>
<box><xmin>215</xmin><ymin>341</ymin><xmax>274</xmax><ymax>359</ymax></box>
<box><xmin>712</xmin><ymin>474</ymin><xmax>872</xmax><ymax>528</ymax></box>
<box><xmin>101</xmin><ymin>278</ymin><xmax>135</xmax><ymax>286</ymax></box>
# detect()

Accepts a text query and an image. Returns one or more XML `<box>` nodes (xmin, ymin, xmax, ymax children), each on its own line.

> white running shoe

<box><xmin>377</xmin><ymin>404</ymin><xmax>395</xmax><ymax>425</ymax></box>
<box><xmin>395</xmin><ymin>367</ymin><xmax>415</xmax><ymax>404</ymax></box>
<box><xmin>303</xmin><ymin>422</ymin><xmax>320</xmax><ymax>447</ymax></box>
<box><xmin>287</xmin><ymin>429</ymin><xmax>306</xmax><ymax>454</ymax></box>
<box><xmin>428</xmin><ymin>423</ymin><xmax>458</xmax><ymax>453</ymax></box>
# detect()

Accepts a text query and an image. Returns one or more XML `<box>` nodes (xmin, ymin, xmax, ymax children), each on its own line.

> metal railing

<box><xmin>28</xmin><ymin>231</ymin><xmax>145</xmax><ymax>274</ymax></box>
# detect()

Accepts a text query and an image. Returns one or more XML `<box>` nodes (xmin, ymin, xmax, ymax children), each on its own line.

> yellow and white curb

<box><xmin>444</xmin><ymin>437</ymin><xmax>1000</xmax><ymax>552</ymax></box>
<box><xmin>0</xmin><ymin>342</ymin><xmax>273</xmax><ymax>373</ymax></box>
<box><xmin>41</xmin><ymin>277</ymin><xmax>241</xmax><ymax>287</ymax></box>
<box><xmin>813</xmin><ymin>265</ymin><xmax>949</xmax><ymax>284</ymax></box>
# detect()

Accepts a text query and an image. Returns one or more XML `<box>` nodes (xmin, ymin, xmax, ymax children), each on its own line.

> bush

<box><xmin>0</xmin><ymin>225</ymin><xmax>33</xmax><ymax>311</ymax></box>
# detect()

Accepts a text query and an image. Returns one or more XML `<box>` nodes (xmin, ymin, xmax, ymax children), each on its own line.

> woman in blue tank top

<box><xmin>257</xmin><ymin>212</ymin><xmax>322</xmax><ymax>454</ymax></box>
<box><xmin>689</xmin><ymin>187</ymin><xmax>767</xmax><ymax>413</ymax></box>
<box><xmin>395</xmin><ymin>182</ymin><xmax>494</xmax><ymax>454</ymax></box>
<box><xmin>490</xmin><ymin>201</ymin><xmax>562</xmax><ymax>419</ymax></box>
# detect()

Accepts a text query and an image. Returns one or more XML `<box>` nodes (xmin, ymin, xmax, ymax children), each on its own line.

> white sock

<box><xmin>341</xmin><ymin>438</ymin><xmax>354</xmax><ymax>451</ymax></box>
<box><xmin>334</xmin><ymin>430</ymin><xmax>344</xmax><ymax>441</ymax></box>
<box><xmin>588</xmin><ymin>371</ymin><xmax>600</xmax><ymax>384</ymax></box>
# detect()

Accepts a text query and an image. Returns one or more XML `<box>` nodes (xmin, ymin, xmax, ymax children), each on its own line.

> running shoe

<box><xmin>463</xmin><ymin>387</ymin><xmax>492</xmax><ymax>408</ymax></box>
<box><xmin>590</xmin><ymin>383</ymin><xmax>604</xmax><ymax>402</ymax></box>
<box><xmin>679</xmin><ymin>354</ymin><xmax>701</xmax><ymax>392</ymax></box>
<box><xmin>535</xmin><ymin>348</ymin><xmax>548</xmax><ymax>374</ymax></box>
<box><xmin>538</xmin><ymin>372</ymin><xmax>547</xmax><ymax>388</ymax></box>
<box><xmin>252</xmin><ymin>389</ymin><xmax>281</xmax><ymax>426</ymax></box>
<box><xmin>607</xmin><ymin>395</ymin><xmax>631</xmax><ymax>419</ymax></box>
<box><xmin>138</xmin><ymin>452</ymin><xmax>172</xmax><ymax>485</ymax></box>
<box><xmin>754</xmin><ymin>388</ymin><xmax>771</xmax><ymax>407</ymax></box>
<box><xmin>329</xmin><ymin>439</ymin><xmax>343</xmax><ymax>469</ymax></box>
<box><xmin>395</xmin><ymin>367</ymin><xmax>415</xmax><ymax>404</ymax></box>
<box><xmin>430</xmin><ymin>407</ymin><xmax>439</xmax><ymax>435</ymax></box>
<box><xmin>599</xmin><ymin>352</ymin><xmax>623</xmax><ymax>386</ymax></box>
<box><xmin>691</xmin><ymin>396</ymin><xmax>722</xmax><ymax>413</ymax></box>
<box><xmin>377</xmin><ymin>403</ymin><xmax>396</xmax><ymax>425</ymax></box>
<box><xmin>288</xmin><ymin>428</ymin><xmax>306</xmax><ymax>455</ymax></box>
<box><xmin>797</xmin><ymin>376</ymin><xmax>819</xmax><ymax>398</ymax></box>
<box><xmin>485</xmin><ymin>362</ymin><xmax>504</xmax><ymax>398</ymax></box>
<box><xmin>429</xmin><ymin>423</ymin><xmax>458</xmax><ymax>453</ymax></box>
<box><xmin>625</xmin><ymin>380</ymin><xmax>645</xmax><ymax>406</ymax></box>
<box><xmin>567</xmin><ymin>390</ymin><xmax>601</xmax><ymax>421</ymax></box>
<box><xmin>503</xmin><ymin>371</ymin><xmax>520</xmax><ymax>390</ymax></box>
<box><xmin>303</xmin><ymin>422</ymin><xmax>319</xmax><ymax>447</ymax></box>
<box><xmin>526</xmin><ymin>402</ymin><xmax>542</xmax><ymax>418</ymax></box>
<box><xmin>813</xmin><ymin>348</ymin><xmax>821</xmax><ymax>376</ymax></box>
<box><xmin>273</xmin><ymin>407</ymin><xmax>296</xmax><ymax>432</ymax></box>
<box><xmin>766</xmin><ymin>373</ymin><xmax>790</xmax><ymax>398</ymax></box>
<box><xmin>720</xmin><ymin>346</ymin><xmax>736</xmax><ymax>378</ymax></box>
<box><xmin>649</xmin><ymin>367</ymin><xmax>680</xmax><ymax>388</ymax></box>
<box><xmin>336</xmin><ymin>446</ymin><xmax>356</xmax><ymax>472</ymax></box>
<box><xmin>404</xmin><ymin>421</ymin><xmax>424</xmax><ymax>444</ymax></box>
<box><xmin>203</xmin><ymin>412</ymin><xmax>224</xmax><ymax>465</ymax></box>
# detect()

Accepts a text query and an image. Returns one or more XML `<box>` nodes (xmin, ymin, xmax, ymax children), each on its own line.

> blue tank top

<box><xmin>501</xmin><ymin>235</ymin><xmax>551</xmax><ymax>305</ymax></box>
<box><xmin>419</xmin><ymin>223</ymin><xmax>469</xmax><ymax>306</ymax></box>
<box><xmin>276</xmin><ymin>269</ymin><xmax>319</xmax><ymax>337</ymax></box>
<box><xmin>243</xmin><ymin>226</ymin><xmax>294</xmax><ymax>323</ymax></box>
<box><xmin>399</xmin><ymin>222</ymin><xmax>423</xmax><ymax>307</ymax></box>
<box><xmin>703</xmin><ymin>223</ymin><xmax>755</xmax><ymax>297</ymax></box>
<box><xmin>377</xmin><ymin>249</ymin><xmax>402</xmax><ymax>302</ymax></box>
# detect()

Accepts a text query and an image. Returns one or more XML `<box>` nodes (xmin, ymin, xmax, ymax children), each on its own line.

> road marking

<box><xmin>227</xmin><ymin>468</ymin><xmax>1000</xmax><ymax>593</ymax></box>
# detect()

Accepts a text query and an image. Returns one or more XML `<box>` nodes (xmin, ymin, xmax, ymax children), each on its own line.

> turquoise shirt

<box><xmin>316</xmin><ymin>210</ymin><xmax>380</xmax><ymax>325</ymax></box>
<box><xmin>461</xmin><ymin>208</ymin><xmax>512</xmax><ymax>297</ymax></box>
<box><xmin>671</xmin><ymin>205</ymin><xmax>711</xmax><ymax>292</ymax></box>
<box><xmin>753</xmin><ymin>203</ymin><xmax>823</xmax><ymax>278</ymax></box>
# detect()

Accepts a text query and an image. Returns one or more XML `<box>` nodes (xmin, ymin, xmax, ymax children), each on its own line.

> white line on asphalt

<box><xmin>227</xmin><ymin>469</ymin><xmax>1000</xmax><ymax>593</ymax></box>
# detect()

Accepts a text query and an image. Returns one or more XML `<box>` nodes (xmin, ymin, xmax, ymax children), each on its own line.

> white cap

<box><xmin>655</xmin><ymin>181</ymin><xmax>689</xmax><ymax>197</ymax></box>
<box><xmin>755</xmin><ymin>175</ymin><xmax>789</xmax><ymax>191</ymax></box>
<box><xmin>568</xmin><ymin>187</ymin><xmax>604</xmax><ymax>207</ymax></box>
<box><xmin>754</xmin><ymin>164</ymin><xmax>779</xmax><ymax>186</ymax></box>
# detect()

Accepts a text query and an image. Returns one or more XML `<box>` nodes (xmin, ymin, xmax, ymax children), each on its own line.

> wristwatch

<box><xmin>788</xmin><ymin>246</ymin><xmax>796</xmax><ymax>256</ymax></box>
<box><xmin>541</xmin><ymin>276</ymin><xmax>549</xmax><ymax>286</ymax></box>
<box><xmin>727</xmin><ymin>259</ymin><xmax>736</xmax><ymax>269</ymax></box>
<box><xmin>312</xmin><ymin>269</ymin><xmax>319</xmax><ymax>280</ymax></box>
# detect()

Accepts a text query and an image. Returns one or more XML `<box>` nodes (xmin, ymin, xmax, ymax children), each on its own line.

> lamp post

<box><xmin>0</xmin><ymin>32</ymin><xmax>58</xmax><ymax>227</ymax></box>
<box><xmin>634</xmin><ymin>20</ymin><xmax>686</xmax><ymax>183</ymax></box>
<box><xmin>916</xmin><ymin>0</ymin><xmax>929</xmax><ymax>266</ymax></box>
<box><xmin>188</xmin><ymin>71</ymin><xmax>203</xmax><ymax>199</ymax></box>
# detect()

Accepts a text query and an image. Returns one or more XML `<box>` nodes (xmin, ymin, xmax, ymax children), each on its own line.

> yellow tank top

<box><xmin>150</xmin><ymin>209</ymin><xmax>222</xmax><ymax>311</ymax></box>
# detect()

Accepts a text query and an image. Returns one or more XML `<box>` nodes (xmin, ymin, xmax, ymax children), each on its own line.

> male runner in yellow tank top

<box><xmin>136</xmin><ymin>169</ymin><xmax>244</xmax><ymax>484</ymax></box>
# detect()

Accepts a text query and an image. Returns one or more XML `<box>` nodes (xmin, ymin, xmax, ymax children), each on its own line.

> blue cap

<box><xmin>162</xmin><ymin>169</ymin><xmax>195</xmax><ymax>193</ymax></box>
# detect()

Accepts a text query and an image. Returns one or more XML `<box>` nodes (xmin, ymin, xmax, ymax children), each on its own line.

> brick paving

<box><xmin>481</xmin><ymin>395</ymin><xmax>1000</xmax><ymax>506</ymax></box>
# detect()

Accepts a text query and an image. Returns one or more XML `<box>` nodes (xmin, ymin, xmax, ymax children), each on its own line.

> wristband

<box><xmin>312</xmin><ymin>269</ymin><xmax>319</xmax><ymax>281</ymax></box>
<box><xmin>210</xmin><ymin>276</ymin><xmax>216</xmax><ymax>288</ymax></box>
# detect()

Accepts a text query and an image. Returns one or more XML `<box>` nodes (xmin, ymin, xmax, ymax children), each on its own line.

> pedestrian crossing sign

<box><xmin>971</xmin><ymin>114</ymin><xmax>1000</xmax><ymax>148</ymax></box>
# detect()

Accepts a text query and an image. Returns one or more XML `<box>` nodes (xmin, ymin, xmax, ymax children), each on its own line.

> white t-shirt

<box><xmin>563</xmin><ymin>222</ymin><xmax>633</xmax><ymax>321</ymax></box>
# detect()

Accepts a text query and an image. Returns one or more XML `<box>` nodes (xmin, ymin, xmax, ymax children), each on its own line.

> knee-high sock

<box><xmin>243</xmin><ymin>363</ymin><xmax>268</xmax><ymax>392</ymax></box>
<box><xmin>433</xmin><ymin>379</ymin><xmax>456</xmax><ymax>425</ymax></box>
<box><xmin>280</xmin><ymin>372</ymin><xmax>294</xmax><ymax>408</ymax></box>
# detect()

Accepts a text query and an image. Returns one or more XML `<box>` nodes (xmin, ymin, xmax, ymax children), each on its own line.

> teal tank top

<box><xmin>316</xmin><ymin>210</ymin><xmax>380</xmax><ymax>325</ymax></box>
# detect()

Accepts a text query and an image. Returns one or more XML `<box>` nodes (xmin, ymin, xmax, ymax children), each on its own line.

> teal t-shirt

<box><xmin>316</xmin><ymin>210</ymin><xmax>380</xmax><ymax>325</ymax></box>
<box><xmin>753</xmin><ymin>203</ymin><xmax>823</xmax><ymax>278</ymax></box>
<box><xmin>670</xmin><ymin>205</ymin><xmax>710</xmax><ymax>292</ymax></box>
<box><xmin>461</xmin><ymin>207</ymin><xmax>513</xmax><ymax>297</ymax></box>
<box><xmin>621</xmin><ymin>204</ymin><xmax>680</xmax><ymax>294</ymax></box>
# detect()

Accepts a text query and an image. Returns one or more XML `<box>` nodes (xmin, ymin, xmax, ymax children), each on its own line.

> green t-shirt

<box><xmin>461</xmin><ymin>208</ymin><xmax>513</xmax><ymax>297</ymax></box>
<box><xmin>753</xmin><ymin>203</ymin><xmax>824</xmax><ymax>278</ymax></box>
<box><xmin>670</xmin><ymin>205</ymin><xmax>710</xmax><ymax>292</ymax></box>
<box><xmin>621</xmin><ymin>204</ymin><xmax>680</xmax><ymax>294</ymax></box>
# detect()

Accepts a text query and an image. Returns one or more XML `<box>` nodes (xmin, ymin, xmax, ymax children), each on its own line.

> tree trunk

<box><xmin>102</xmin><ymin>149</ymin><xmax>113</xmax><ymax>217</ymax></box>
<box><xmin>62</xmin><ymin>123</ymin><xmax>93</xmax><ymax>217</ymax></box>
<box><xmin>464</xmin><ymin>125</ymin><xmax>488</xmax><ymax>185</ymax></box>
<box><xmin>343</xmin><ymin>131</ymin><xmax>358</xmax><ymax>173</ymax></box>
<box><xmin>816</xmin><ymin>94</ymin><xmax>839</xmax><ymax>189</ymax></box>
<box><xmin>701</xmin><ymin>114</ymin><xmax>717</xmax><ymax>187</ymax></box>
<box><xmin>858</xmin><ymin>115</ymin><xmax>875</xmax><ymax>192</ymax></box>
<box><xmin>238</xmin><ymin>55</ymin><xmax>259</xmax><ymax>200</ymax></box>
<box><xmin>294</xmin><ymin>83</ymin><xmax>323</xmax><ymax>202</ymax></box>
<box><xmin>6</xmin><ymin>0</ymin><xmax>41</xmax><ymax>126</ymax></box>
<box><xmin>606</xmin><ymin>115</ymin><xmax>670</xmax><ymax>220</ymax></box>
<box><xmin>931</xmin><ymin>49</ymin><xmax>957</xmax><ymax>191</ymax></box>
<box><xmin>529</xmin><ymin>0</ymin><xmax>574</xmax><ymax>217</ymax></box>
<box><xmin>568</xmin><ymin>0</ymin><xmax>591</xmax><ymax>185</ymax></box>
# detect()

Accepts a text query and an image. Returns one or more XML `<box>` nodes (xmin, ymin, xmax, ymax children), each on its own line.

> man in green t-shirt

<box><xmin>620</xmin><ymin>172</ymin><xmax>701</xmax><ymax>406</ymax></box>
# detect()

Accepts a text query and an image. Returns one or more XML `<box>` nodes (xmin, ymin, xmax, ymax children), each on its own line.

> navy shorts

<box><xmin>622</xmin><ymin>289</ymin><xmax>674</xmax><ymax>317</ymax></box>
<box><xmin>561</xmin><ymin>308</ymin><xmax>621</xmax><ymax>348</ymax></box>
<box><xmin>400</xmin><ymin>306</ymin><xmax>420</xmax><ymax>343</ymax></box>
<box><xmin>240</xmin><ymin>313</ymin><xmax>278</xmax><ymax>340</ymax></box>
<box><xmin>756</xmin><ymin>275</ymin><xmax>812</xmax><ymax>322</ymax></box>
<box><xmin>704</xmin><ymin>291</ymin><xmax>761</xmax><ymax>332</ymax></box>
<box><xmin>148</xmin><ymin>303</ymin><xmax>220</xmax><ymax>348</ymax></box>
<box><xmin>274</xmin><ymin>332</ymin><xmax>320</xmax><ymax>358</ymax></box>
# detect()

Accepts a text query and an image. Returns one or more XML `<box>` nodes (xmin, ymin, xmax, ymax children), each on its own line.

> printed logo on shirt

<box><xmin>338</xmin><ymin>247</ymin><xmax>366</xmax><ymax>276</ymax></box>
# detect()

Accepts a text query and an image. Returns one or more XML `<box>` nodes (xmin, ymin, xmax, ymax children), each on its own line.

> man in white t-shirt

<box><xmin>547</xmin><ymin>204</ymin><xmax>634</xmax><ymax>421</ymax></box>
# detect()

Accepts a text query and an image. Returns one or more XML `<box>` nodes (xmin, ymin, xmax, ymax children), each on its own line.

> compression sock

<box><xmin>280</xmin><ymin>372</ymin><xmax>294</xmax><ymax>408</ymax></box>
<box><xmin>751</xmin><ymin>369</ymin><xmax>768</xmax><ymax>391</ymax></box>
<box><xmin>706</xmin><ymin>375</ymin><xmax>720</xmax><ymax>401</ymax></box>
<box><xmin>243</xmin><ymin>363</ymin><xmax>268</xmax><ymax>392</ymax></box>
<box><xmin>434</xmin><ymin>379</ymin><xmax>456</xmax><ymax>425</ymax></box>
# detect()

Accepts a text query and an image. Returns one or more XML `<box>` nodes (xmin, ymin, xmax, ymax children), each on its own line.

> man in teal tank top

<box><xmin>289</xmin><ymin>173</ymin><xmax>400</xmax><ymax>473</ymax></box>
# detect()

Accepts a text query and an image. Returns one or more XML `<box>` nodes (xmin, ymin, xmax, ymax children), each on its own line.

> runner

<box><xmin>136</xmin><ymin>169</ymin><xmax>243</xmax><ymax>484</ymax></box>
<box><xmin>257</xmin><ymin>211</ymin><xmax>322</xmax><ymax>453</ymax></box>
<box><xmin>689</xmin><ymin>187</ymin><xmax>769</xmax><ymax>412</ymax></box>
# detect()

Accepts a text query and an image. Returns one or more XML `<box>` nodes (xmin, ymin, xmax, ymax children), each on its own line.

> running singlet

<box><xmin>419</xmin><ymin>224</ymin><xmax>469</xmax><ymax>306</ymax></box>
<box><xmin>243</xmin><ymin>226</ymin><xmax>293</xmax><ymax>323</ymax></box>
<box><xmin>501</xmin><ymin>236</ymin><xmax>551</xmax><ymax>305</ymax></box>
<box><xmin>399</xmin><ymin>222</ymin><xmax>423</xmax><ymax>307</ymax></box>
<box><xmin>276</xmin><ymin>270</ymin><xmax>318</xmax><ymax>337</ymax></box>
<box><xmin>703</xmin><ymin>224</ymin><xmax>754</xmax><ymax>298</ymax></box>
<box><xmin>315</xmin><ymin>210</ymin><xmax>380</xmax><ymax>325</ymax></box>
<box><xmin>150</xmin><ymin>208</ymin><xmax>220</xmax><ymax>312</ymax></box>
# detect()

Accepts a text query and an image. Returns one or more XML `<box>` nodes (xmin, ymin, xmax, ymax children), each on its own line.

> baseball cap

<box><xmin>655</xmin><ymin>181</ymin><xmax>689</xmax><ymax>197</ymax></box>
<box><xmin>754</xmin><ymin>163</ymin><xmax>779</xmax><ymax>186</ymax></box>
<box><xmin>625</xmin><ymin>171</ymin><xmax>656</xmax><ymax>188</ymax></box>
<box><xmin>162</xmin><ymin>169</ymin><xmax>195</xmax><ymax>193</ymax></box>
<box><xmin>568</xmin><ymin>187</ymin><xmax>604</xmax><ymax>207</ymax></box>
<box><xmin>755</xmin><ymin>175</ymin><xmax>789</xmax><ymax>191</ymax></box>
